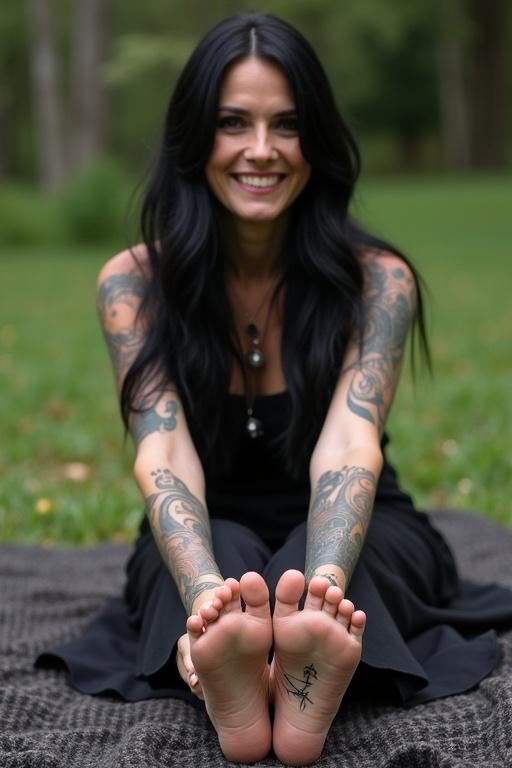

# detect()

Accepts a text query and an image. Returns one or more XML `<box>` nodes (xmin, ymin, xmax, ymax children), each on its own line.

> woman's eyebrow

<box><xmin>217</xmin><ymin>106</ymin><xmax>297</xmax><ymax>116</ymax></box>
<box><xmin>217</xmin><ymin>106</ymin><xmax>248</xmax><ymax>115</ymax></box>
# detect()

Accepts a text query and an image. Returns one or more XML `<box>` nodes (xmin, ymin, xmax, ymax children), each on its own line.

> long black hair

<box><xmin>122</xmin><ymin>12</ymin><xmax>429</xmax><ymax>476</ymax></box>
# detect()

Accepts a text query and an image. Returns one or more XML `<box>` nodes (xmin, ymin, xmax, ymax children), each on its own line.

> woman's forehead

<box><xmin>219</xmin><ymin>58</ymin><xmax>295</xmax><ymax>110</ymax></box>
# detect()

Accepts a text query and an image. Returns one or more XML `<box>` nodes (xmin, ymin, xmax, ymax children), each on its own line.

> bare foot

<box><xmin>187</xmin><ymin>573</ymin><xmax>273</xmax><ymax>763</ymax></box>
<box><xmin>272</xmin><ymin>570</ymin><xmax>366</xmax><ymax>766</ymax></box>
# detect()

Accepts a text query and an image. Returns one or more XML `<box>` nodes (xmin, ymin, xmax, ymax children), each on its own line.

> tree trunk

<box><xmin>435</xmin><ymin>0</ymin><xmax>471</xmax><ymax>169</ymax></box>
<box><xmin>466</xmin><ymin>0</ymin><xmax>509</xmax><ymax>168</ymax></box>
<box><xmin>28</xmin><ymin>0</ymin><xmax>66</xmax><ymax>188</ymax></box>
<box><xmin>69</xmin><ymin>0</ymin><xmax>112</xmax><ymax>172</ymax></box>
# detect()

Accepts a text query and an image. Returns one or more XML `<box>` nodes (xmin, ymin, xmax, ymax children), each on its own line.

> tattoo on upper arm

<box><xmin>305</xmin><ymin>466</ymin><xmax>377</xmax><ymax>587</ymax></box>
<box><xmin>96</xmin><ymin>272</ymin><xmax>146</xmax><ymax>384</ymax></box>
<box><xmin>145</xmin><ymin>468</ymin><xmax>222</xmax><ymax>614</ymax></box>
<box><xmin>346</xmin><ymin>262</ymin><xmax>415</xmax><ymax>433</ymax></box>
<box><xmin>131</xmin><ymin>399</ymin><xmax>178</xmax><ymax>447</ymax></box>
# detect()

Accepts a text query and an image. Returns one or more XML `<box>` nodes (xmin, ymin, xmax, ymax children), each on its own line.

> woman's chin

<box><xmin>229</xmin><ymin>204</ymin><xmax>288</xmax><ymax>225</ymax></box>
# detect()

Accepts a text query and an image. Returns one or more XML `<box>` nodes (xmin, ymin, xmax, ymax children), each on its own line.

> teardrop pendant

<box><xmin>246</xmin><ymin>347</ymin><xmax>265</xmax><ymax>368</ymax></box>
<box><xmin>246</xmin><ymin>414</ymin><xmax>264</xmax><ymax>438</ymax></box>
<box><xmin>246</xmin><ymin>323</ymin><xmax>259</xmax><ymax>340</ymax></box>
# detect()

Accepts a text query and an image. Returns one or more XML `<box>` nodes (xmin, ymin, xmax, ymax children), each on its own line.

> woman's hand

<box><xmin>176</xmin><ymin>586</ymin><xmax>227</xmax><ymax>699</ymax></box>
<box><xmin>176</xmin><ymin>632</ymin><xmax>204</xmax><ymax>699</ymax></box>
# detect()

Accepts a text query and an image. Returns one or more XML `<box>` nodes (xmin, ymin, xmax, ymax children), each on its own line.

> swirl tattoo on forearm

<box><xmin>305</xmin><ymin>466</ymin><xmax>377</xmax><ymax>587</ymax></box>
<box><xmin>145</xmin><ymin>468</ymin><xmax>222</xmax><ymax>614</ymax></box>
<box><xmin>346</xmin><ymin>262</ymin><xmax>415</xmax><ymax>434</ymax></box>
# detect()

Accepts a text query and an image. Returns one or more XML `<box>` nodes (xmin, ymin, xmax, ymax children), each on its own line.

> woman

<box><xmin>37</xmin><ymin>13</ymin><xmax>512</xmax><ymax>766</ymax></box>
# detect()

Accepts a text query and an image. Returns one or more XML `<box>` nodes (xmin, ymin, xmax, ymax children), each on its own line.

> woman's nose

<box><xmin>244</xmin><ymin>126</ymin><xmax>277</xmax><ymax>162</ymax></box>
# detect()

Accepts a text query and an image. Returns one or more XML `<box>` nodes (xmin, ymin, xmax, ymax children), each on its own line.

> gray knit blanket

<box><xmin>1</xmin><ymin>509</ymin><xmax>511</xmax><ymax>768</ymax></box>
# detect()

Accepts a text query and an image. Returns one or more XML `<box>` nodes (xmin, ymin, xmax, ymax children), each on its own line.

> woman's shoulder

<box><xmin>96</xmin><ymin>245</ymin><xmax>153</xmax><ymax>334</ymax></box>
<box><xmin>359</xmin><ymin>246</ymin><xmax>413</xmax><ymax>276</ymax></box>
<box><xmin>358</xmin><ymin>247</ymin><xmax>416</xmax><ymax>303</ymax></box>
<box><xmin>97</xmin><ymin>243</ymin><xmax>151</xmax><ymax>286</ymax></box>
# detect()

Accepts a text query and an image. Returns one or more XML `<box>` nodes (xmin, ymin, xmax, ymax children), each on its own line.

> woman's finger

<box><xmin>176</xmin><ymin>635</ymin><xmax>195</xmax><ymax>677</ymax></box>
<box><xmin>176</xmin><ymin>633</ymin><xmax>204</xmax><ymax>698</ymax></box>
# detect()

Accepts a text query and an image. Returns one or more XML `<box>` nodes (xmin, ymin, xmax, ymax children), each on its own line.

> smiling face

<box><xmin>205</xmin><ymin>57</ymin><xmax>311</xmax><ymax>225</ymax></box>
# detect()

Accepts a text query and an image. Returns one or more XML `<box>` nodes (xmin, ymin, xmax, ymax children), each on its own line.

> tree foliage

<box><xmin>4</xmin><ymin>0</ymin><xmax>511</xmax><ymax>185</ymax></box>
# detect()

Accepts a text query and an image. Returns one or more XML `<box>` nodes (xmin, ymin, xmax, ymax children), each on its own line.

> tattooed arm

<box><xmin>97</xmin><ymin>249</ymin><xmax>223</xmax><ymax>615</ymax></box>
<box><xmin>305</xmin><ymin>252</ymin><xmax>417</xmax><ymax>591</ymax></box>
<box><xmin>137</xmin><ymin>460</ymin><xmax>224</xmax><ymax>615</ymax></box>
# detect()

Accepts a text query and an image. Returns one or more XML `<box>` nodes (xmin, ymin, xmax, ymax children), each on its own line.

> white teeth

<box><xmin>237</xmin><ymin>175</ymin><xmax>280</xmax><ymax>188</ymax></box>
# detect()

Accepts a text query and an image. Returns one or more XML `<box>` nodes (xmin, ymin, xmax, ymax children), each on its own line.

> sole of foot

<box><xmin>187</xmin><ymin>572</ymin><xmax>273</xmax><ymax>764</ymax></box>
<box><xmin>271</xmin><ymin>570</ymin><xmax>366</xmax><ymax>766</ymax></box>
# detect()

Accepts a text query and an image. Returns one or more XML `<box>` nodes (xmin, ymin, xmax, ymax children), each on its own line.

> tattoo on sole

<box><xmin>284</xmin><ymin>664</ymin><xmax>318</xmax><ymax>711</ymax></box>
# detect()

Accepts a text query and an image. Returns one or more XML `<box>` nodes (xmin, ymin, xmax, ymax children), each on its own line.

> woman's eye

<box><xmin>218</xmin><ymin>116</ymin><xmax>244</xmax><ymax>130</ymax></box>
<box><xmin>276</xmin><ymin>117</ymin><xmax>299</xmax><ymax>133</ymax></box>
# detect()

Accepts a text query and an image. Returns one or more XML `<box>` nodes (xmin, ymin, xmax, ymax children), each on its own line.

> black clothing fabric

<box><xmin>36</xmin><ymin>393</ymin><xmax>512</xmax><ymax>707</ymax></box>
<box><xmin>205</xmin><ymin>392</ymin><xmax>309</xmax><ymax>550</ymax></box>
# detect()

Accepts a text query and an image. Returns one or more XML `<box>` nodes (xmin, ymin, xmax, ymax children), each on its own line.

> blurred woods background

<box><xmin>1</xmin><ymin>0</ymin><xmax>511</xmax><ymax>544</ymax></box>
<box><xmin>3</xmin><ymin>0</ymin><xmax>511</xmax><ymax>194</ymax></box>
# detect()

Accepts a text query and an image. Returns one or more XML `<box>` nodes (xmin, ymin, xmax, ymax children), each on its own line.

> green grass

<box><xmin>356</xmin><ymin>173</ymin><xmax>512</xmax><ymax>524</ymax></box>
<box><xmin>1</xmin><ymin>173</ymin><xmax>511</xmax><ymax>545</ymax></box>
<box><xmin>0</xmin><ymin>249</ymin><xmax>142</xmax><ymax>545</ymax></box>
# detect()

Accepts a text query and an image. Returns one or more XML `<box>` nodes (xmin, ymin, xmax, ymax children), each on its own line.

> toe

<box><xmin>223</xmin><ymin>578</ymin><xmax>242</xmax><ymax>613</ymax></box>
<box><xmin>213</xmin><ymin>584</ymin><xmax>232</xmax><ymax>607</ymax></box>
<box><xmin>336</xmin><ymin>598</ymin><xmax>354</xmax><ymax>628</ymax></box>
<box><xmin>199</xmin><ymin>601</ymin><xmax>220</xmax><ymax>623</ymax></box>
<box><xmin>322</xmin><ymin>585</ymin><xmax>343</xmax><ymax>616</ymax></box>
<box><xmin>350</xmin><ymin>610</ymin><xmax>366</xmax><ymax>639</ymax></box>
<box><xmin>274</xmin><ymin>570</ymin><xmax>305</xmax><ymax>619</ymax></box>
<box><xmin>304</xmin><ymin>576</ymin><xmax>329</xmax><ymax>610</ymax></box>
<box><xmin>240</xmin><ymin>572</ymin><xmax>271</xmax><ymax>620</ymax></box>
<box><xmin>186</xmin><ymin>614</ymin><xmax>205</xmax><ymax>638</ymax></box>
<box><xmin>211</xmin><ymin>596</ymin><xmax>223</xmax><ymax>611</ymax></box>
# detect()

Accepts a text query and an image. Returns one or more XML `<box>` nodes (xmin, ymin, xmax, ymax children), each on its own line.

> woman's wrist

<box><xmin>189</xmin><ymin>580</ymin><xmax>225</xmax><ymax>616</ymax></box>
<box><xmin>305</xmin><ymin>564</ymin><xmax>346</xmax><ymax>592</ymax></box>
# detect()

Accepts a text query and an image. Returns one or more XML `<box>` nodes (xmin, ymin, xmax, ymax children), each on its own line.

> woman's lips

<box><xmin>231</xmin><ymin>173</ymin><xmax>286</xmax><ymax>193</ymax></box>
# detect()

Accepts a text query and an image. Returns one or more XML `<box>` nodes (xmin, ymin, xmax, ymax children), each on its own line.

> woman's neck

<box><xmin>220</xmin><ymin>211</ymin><xmax>288</xmax><ymax>284</ymax></box>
